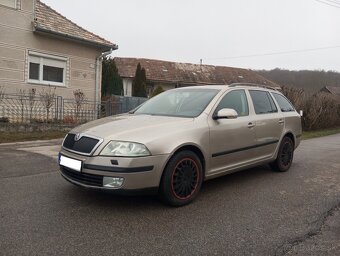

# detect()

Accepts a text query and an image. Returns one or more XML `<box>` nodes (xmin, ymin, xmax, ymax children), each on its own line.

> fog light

<box><xmin>103</xmin><ymin>177</ymin><xmax>124</xmax><ymax>188</ymax></box>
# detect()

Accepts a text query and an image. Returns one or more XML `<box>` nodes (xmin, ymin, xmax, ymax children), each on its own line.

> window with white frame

<box><xmin>28</xmin><ymin>51</ymin><xmax>67</xmax><ymax>86</ymax></box>
<box><xmin>0</xmin><ymin>0</ymin><xmax>16</xmax><ymax>8</ymax></box>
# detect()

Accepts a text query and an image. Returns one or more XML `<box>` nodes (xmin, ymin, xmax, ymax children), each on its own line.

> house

<box><xmin>0</xmin><ymin>0</ymin><xmax>117</xmax><ymax>105</ymax></box>
<box><xmin>114</xmin><ymin>57</ymin><xmax>280</xmax><ymax>96</ymax></box>
<box><xmin>320</xmin><ymin>86</ymin><xmax>340</xmax><ymax>97</ymax></box>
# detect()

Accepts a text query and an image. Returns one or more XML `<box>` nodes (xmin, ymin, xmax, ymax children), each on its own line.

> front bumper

<box><xmin>59</xmin><ymin>148</ymin><xmax>170</xmax><ymax>191</ymax></box>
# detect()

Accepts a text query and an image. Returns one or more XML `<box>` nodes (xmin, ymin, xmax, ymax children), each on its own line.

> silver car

<box><xmin>59</xmin><ymin>84</ymin><xmax>302</xmax><ymax>206</ymax></box>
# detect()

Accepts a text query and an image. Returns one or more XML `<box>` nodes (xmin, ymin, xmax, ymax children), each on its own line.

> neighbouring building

<box><xmin>114</xmin><ymin>57</ymin><xmax>280</xmax><ymax>97</ymax></box>
<box><xmin>320</xmin><ymin>86</ymin><xmax>340</xmax><ymax>97</ymax></box>
<box><xmin>0</xmin><ymin>0</ymin><xmax>117</xmax><ymax>104</ymax></box>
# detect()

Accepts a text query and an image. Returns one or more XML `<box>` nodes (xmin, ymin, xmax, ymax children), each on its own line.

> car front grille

<box><xmin>61</xmin><ymin>166</ymin><xmax>103</xmax><ymax>187</ymax></box>
<box><xmin>63</xmin><ymin>133</ymin><xmax>101</xmax><ymax>155</ymax></box>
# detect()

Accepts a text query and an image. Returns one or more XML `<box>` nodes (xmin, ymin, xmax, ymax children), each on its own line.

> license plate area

<box><xmin>59</xmin><ymin>155</ymin><xmax>82</xmax><ymax>172</ymax></box>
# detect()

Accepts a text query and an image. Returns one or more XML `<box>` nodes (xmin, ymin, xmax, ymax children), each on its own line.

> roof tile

<box><xmin>34</xmin><ymin>0</ymin><xmax>117</xmax><ymax>49</ymax></box>
<box><xmin>114</xmin><ymin>57</ymin><xmax>279</xmax><ymax>87</ymax></box>
<box><xmin>323</xmin><ymin>86</ymin><xmax>340</xmax><ymax>95</ymax></box>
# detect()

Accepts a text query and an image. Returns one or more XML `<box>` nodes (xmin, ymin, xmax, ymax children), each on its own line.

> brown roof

<box><xmin>114</xmin><ymin>57</ymin><xmax>279</xmax><ymax>87</ymax></box>
<box><xmin>321</xmin><ymin>86</ymin><xmax>340</xmax><ymax>95</ymax></box>
<box><xmin>34</xmin><ymin>0</ymin><xmax>117</xmax><ymax>50</ymax></box>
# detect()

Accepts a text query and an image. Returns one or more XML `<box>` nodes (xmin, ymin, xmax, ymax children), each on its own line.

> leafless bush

<box><xmin>73</xmin><ymin>89</ymin><xmax>86</xmax><ymax>122</ymax></box>
<box><xmin>281</xmin><ymin>86</ymin><xmax>340</xmax><ymax>131</ymax></box>
<box><xmin>304</xmin><ymin>93</ymin><xmax>340</xmax><ymax>130</ymax></box>
<box><xmin>40</xmin><ymin>86</ymin><xmax>56</xmax><ymax>122</ymax></box>
<box><xmin>280</xmin><ymin>86</ymin><xmax>306</xmax><ymax>111</ymax></box>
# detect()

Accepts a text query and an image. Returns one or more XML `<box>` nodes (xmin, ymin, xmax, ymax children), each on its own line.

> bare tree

<box><xmin>28</xmin><ymin>88</ymin><xmax>36</xmax><ymax>122</ymax></box>
<box><xmin>73</xmin><ymin>89</ymin><xmax>85</xmax><ymax>122</ymax></box>
<box><xmin>0</xmin><ymin>86</ymin><xmax>4</xmax><ymax>102</ymax></box>
<box><xmin>17</xmin><ymin>89</ymin><xmax>26</xmax><ymax>123</ymax></box>
<box><xmin>0</xmin><ymin>86</ymin><xmax>5</xmax><ymax>120</ymax></box>
<box><xmin>40</xmin><ymin>86</ymin><xmax>56</xmax><ymax>122</ymax></box>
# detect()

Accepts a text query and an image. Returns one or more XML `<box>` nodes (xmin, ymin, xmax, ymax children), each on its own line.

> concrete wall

<box><xmin>0</xmin><ymin>0</ymin><xmax>102</xmax><ymax>102</ymax></box>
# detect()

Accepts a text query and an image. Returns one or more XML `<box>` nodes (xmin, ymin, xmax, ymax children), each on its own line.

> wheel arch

<box><xmin>283</xmin><ymin>131</ymin><xmax>295</xmax><ymax>148</ymax></box>
<box><xmin>162</xmin><ymin>144</ymin><xmax>206</xmax><ymax>179</ymax></box>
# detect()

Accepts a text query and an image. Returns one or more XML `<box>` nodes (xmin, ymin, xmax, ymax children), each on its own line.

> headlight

<box><xmin>100</xmin><ymin>141</ymin><xmax>151</xmax><ymax>157</ymax></box>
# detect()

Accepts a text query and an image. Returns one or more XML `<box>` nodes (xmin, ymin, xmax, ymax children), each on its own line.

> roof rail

<box><xmin>229</xmin><ymin>83</ymin><xmax>281</xmax><ymax>91</ymax></box>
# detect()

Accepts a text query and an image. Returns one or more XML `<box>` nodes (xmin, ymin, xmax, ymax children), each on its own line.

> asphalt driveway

<box><xmin>0</xmin><ymin>135</ymin><xmax>339</xmax><ymax>255</ymax></box>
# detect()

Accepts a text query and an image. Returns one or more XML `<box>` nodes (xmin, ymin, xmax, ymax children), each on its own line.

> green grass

<box><xmin>302</xmin><ymin>127</ymin><xmax>340</xmax><ymax>140</ymax></box>
<box><xmin>0</xmin><ymin>131</ymin><xmax>67</xmax><ymax>144</ymax></box>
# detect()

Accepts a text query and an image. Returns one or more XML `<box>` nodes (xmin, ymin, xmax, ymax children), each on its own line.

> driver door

<box><xmin>208</xmin><ymin>89</ymin><xmax>257</xmax><ymax>175</ymax></box>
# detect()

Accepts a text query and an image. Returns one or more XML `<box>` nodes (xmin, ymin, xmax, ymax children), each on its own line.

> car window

<box><xmin>267</xmin><ymin>93</ymin><xmax>278</xmax><ymax>112</ymax></box>
<box><xmin>215</xmin><ymin>90</ymin><xmax>249</xmax><ymax>116</ymax></box>
<box><xmin>249</xmin><ymin>90</ymin><xmax>277</xmax><ymax>114</ymax></box>
<box><xmin>272</xmin><ymin>93</ymin><xmax>295</xmax><ymax>112</ymax></box>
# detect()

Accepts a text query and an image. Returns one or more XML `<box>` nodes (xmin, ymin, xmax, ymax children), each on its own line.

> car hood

<box><xmin>70</xmin><ymin>114</ymin><xmax>194</xmax><ymax>143</ymax></box>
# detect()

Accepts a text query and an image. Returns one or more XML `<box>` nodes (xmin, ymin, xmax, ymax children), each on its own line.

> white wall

<box><xmin>122</xmin><ymin>78</ymin><xmax>133</xmax><ymax>96</ymax></box>
<box><xmin>0</xmin><ymin>0</ymin><xmax>102</xmax><ymax>101</ymax></box>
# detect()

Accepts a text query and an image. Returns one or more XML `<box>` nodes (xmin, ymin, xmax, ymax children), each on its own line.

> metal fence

<box><xmin>112</xmin><ymin>95</ymin><xmax>147</xmax><ymax>113</ymax></box>
<box><xmin>0</xmin><ymin>93</ymin><xmax>147</xmax><ymax>126</ymax></box>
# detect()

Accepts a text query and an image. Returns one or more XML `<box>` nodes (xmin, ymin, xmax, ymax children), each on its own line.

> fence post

<box><xmin>107</xmin><ymin>99</ymin><xmax>112</xmax><ymax>116</ymax></box>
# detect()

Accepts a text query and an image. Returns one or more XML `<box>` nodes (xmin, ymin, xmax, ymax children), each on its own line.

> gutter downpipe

<box><xmin>95</xmin><ymin>48</ymin><xmax>113</xmax><ymax>118</ymax></box>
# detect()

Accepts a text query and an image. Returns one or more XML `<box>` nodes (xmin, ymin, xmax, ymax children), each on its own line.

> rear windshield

<box><xmin>134</xmin><ymin>88</ymin><xmax>220</xmax><ymax>118</ymax></box>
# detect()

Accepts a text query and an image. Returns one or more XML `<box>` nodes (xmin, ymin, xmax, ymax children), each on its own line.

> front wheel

<box><xmin>270</xmin><ymin>136</ymin><xmax>294</xmax><ymax>172</ymax></box>
<box><xmin>159</xmin><ymin>150</ymin><xmax>203</xmax><ymax>206</ymax></box>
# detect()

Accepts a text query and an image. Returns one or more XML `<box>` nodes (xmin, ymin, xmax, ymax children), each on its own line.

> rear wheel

<box><xmin>270</xmin><ymin>136</ymin><xmax>294</xmax><ymax>172</ymax></box>
<box><xmin>159</xmin><ymin>150</ymin><xmax>203</xmax><ymax>206</ymax></box>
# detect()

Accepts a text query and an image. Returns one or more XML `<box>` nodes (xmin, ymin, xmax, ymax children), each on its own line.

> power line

<box><xmin>323</xmin><ymin>0</ymin><xmax>340</xmax><ymax>6</ymax></box>
<box><xmin>204</xmin><ymin>45</ymin><xmax>340</xmax><ymax>61</ymax></box>
<box><xmin>314</xmin><ymin>0</ymin><xmax>340</xmax><ymax>9</ymax></box>
<box><xmin>315</xmin><ymin>0</ymin><xmax>340</xmax><ymax>7</ymax></box>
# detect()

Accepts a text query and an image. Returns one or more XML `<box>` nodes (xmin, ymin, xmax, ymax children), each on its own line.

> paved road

<box><xmin>0</xmin><ymin>135</ymin><xmax>339</xmax><ymax>255</ymax></box>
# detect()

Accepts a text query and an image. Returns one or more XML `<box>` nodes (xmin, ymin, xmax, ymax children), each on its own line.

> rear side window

<box><xmin>272</xmin><ymin>93</ymin><xmax>295</xmax><ymax>112</ymax></box>
<box><xmin>249</xmin><ymin>90</ymin><xmax>277</xmax><ymax>114</ymax></box>
<box><xmin>215</xmin><ymin>90</ymin><xmax>249</xmax><ymax>116</ymax></box>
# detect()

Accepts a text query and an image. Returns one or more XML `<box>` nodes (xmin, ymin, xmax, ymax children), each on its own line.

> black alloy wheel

<box><xmin>270</xmin><ymin>136</ymin><xmax>294</xmax><ymax>172</ymax></box>
<box><xmin>159</xmin><ymin>150</ymin><xmax>203</xmax><ymax>206</ymax></box>
<box><xmin>171</xmin><ymin>158</ymin><xmax>199</xmax><ymax>200</ymax></box>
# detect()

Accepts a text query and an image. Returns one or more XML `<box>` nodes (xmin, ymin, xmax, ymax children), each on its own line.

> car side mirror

<box><xmin>213</xmin><ymin>108</ymin><xmax>238</xmax><ymax>120</ymax></box>
<box><xmin>299</xmin><ymin>110</ymin><xmax>303</xmax><ymax>117</ymax></box>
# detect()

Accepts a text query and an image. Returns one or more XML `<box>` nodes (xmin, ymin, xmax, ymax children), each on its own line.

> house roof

<box><xmin>34</xmin><ymin>0</ymin><xmax>117</xmax><ymax>51</ymax></box>
<box><xmin>321</xmin><ymin>86</ymin><xmax>340</xmax><ymax>95</ymax></box>
<box><xmin>114</xmin><ymin>57</ymin><xmax>280</xmax><ymax>88</ymax></box>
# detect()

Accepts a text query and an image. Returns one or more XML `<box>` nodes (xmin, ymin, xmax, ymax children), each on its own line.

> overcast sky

<box><xmin>43</xmin><ymin>0</ymin><xmax>340</xmax><ymax>71</ymax></box>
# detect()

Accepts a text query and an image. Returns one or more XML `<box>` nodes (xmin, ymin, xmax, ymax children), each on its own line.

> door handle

<box><xmin>247</xmin><ymin>122</ymin><xmax>255</xmax><ymax>128</ymax></box>
<box><xmin>279</xmin><ymin>119</ymin><xmax>284</xmax><ymax>124</ymax></box>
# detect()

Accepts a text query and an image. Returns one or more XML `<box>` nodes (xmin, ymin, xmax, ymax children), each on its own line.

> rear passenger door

<box><xmin>249</xmin><ymin>90</ymin><xmax>284</xmax><ymax>159</ymax></box>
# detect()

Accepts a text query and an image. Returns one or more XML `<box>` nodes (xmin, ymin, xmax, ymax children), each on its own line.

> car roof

<box><xmin>176</xmin><ymin>84</ymin><xmax>281</xmax><ymax>93</ymax></box>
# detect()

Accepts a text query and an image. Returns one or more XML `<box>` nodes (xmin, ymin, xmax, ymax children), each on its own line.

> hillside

<box><xmin>256</xmin><ymin>69</ymin><xmax>340</xmax><ymax>92</ymax></box>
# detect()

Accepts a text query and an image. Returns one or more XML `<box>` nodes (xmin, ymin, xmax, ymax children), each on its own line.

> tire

<box><xmin>159</xmin><ymin>150</ymin><xmax>203</xmax><ymax>206</ymax></box>
<box><xmin>270</xmin><ymin>136</ymin><xmax>294</xmax><ymax>172</ymax></box>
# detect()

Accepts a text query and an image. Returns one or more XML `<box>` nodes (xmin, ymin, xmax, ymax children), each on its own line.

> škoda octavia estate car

<box><xmin>59</xmin><ymin>84</ymin><xmax>302</xmax><ymax>206</ymax></box>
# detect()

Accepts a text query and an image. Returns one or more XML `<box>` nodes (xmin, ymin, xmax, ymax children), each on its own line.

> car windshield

<box><xmin>134</xmin><ymin>88</ymin><xmax>220</xmax><ymax>118</ymax></box>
